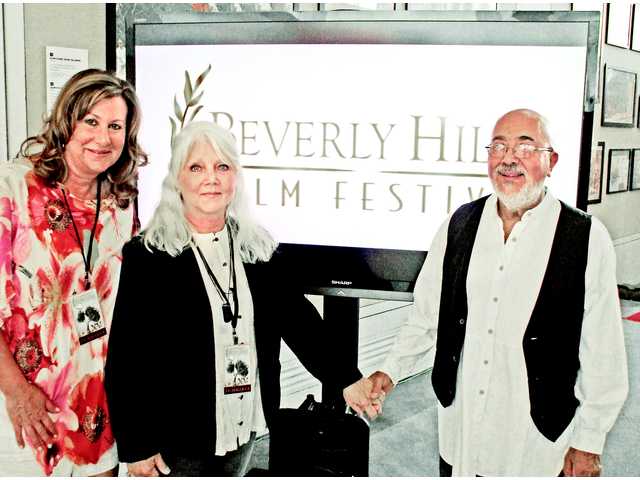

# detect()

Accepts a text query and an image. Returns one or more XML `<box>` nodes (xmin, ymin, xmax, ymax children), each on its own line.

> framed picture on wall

<box><xmin>602</xmin><ymin>65</ymin><xmax>636</xmax><ymax>127</ymax></box>
<box><xmin>605</xmin><ymin>3</ymin><xmax>632</xmax><ymax>48</ymax></box>
<box><xmin>407</xmin><ymin>3</ymin><xmax>497</xmax><ymax>10</ymax></box>
<box><xmin>321</xmin><ymin>3</ymin><xmax>397</xmax><ymax>10</ymax></box>
<box><xmin>588</xmin><ymin>141</ymin><xmax>605</xmax><ymax>203</ymax></box>
<box><xmin>571</xmin><ymin>2</ymin><xmax>602</xmax><ymax>12</ymax></box>
<box><xmin>631</xmin><ymin>149</ymin><xmax>640</xmax><ymax>191</ymax></box>
<box><xmin>607</xmin><ymin>149</ymin><xmax>631</xmax><ymax>194</ymax></box>
<box><xmin>632</xmin><ymin>5</ymin><xmax>640</xmax><ymax>51</ymax></box>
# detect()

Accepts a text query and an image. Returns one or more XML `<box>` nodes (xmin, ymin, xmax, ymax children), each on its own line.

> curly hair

<box><xmin>19</xmin><ymin>69</ymin><xmax>148</xmax><ymax>209</ymax></box>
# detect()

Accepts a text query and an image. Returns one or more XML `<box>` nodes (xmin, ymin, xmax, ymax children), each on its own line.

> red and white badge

<box><xmin>224</xmin><ymin>344</ymin><xmax>252</xmax><ymax>395</ymax></box>
<box><xmin>70</xmin><ymin>289</ymin><xmax>106</xmax><ymax>345</ymax></box>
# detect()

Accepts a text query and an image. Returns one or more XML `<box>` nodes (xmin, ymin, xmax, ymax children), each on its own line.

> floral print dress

<box><xmin>0</xmin><ymin>163</ymin><xmax>135</xmax><ymax>475</ymax></box>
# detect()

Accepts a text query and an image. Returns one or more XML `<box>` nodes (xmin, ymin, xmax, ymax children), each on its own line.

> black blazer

<box><xmin>104</xmin><ymin>236</ymin><xmax>361</xmax><ymax>463</ymax></box>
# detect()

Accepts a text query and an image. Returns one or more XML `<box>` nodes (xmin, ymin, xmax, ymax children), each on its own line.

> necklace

<box><xmin>193</xmin><ymin>226</ymin><xmax>240</xmax><ymax>344</ymax></box>
<box><xmin>61</xmin><ymin>181</ymin><xmax>102</xmax><ymax>289</ymax></box>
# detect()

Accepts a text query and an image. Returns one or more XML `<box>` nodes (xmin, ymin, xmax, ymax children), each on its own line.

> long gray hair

<box><xmin>143</xmin><ymin>121</ymin><xmax>277</xmax><ymax>262</ymax></box>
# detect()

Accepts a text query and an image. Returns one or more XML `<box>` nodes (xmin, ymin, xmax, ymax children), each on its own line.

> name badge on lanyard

<box><xmin>224</xmin><ymin>344</ymin><xmax>252</xmax><ymax>395</ymax></box>
<box><xmin>61</xmin><ymin>181</ymin><xmax>104</xmax><ymax>345</ymax></box>
<box><xmin>71</xmin><ymin>289</ymin><xmax>106</xmax><ymax>344</ymax></box>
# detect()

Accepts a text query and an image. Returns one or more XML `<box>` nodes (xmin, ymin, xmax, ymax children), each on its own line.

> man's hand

<box><xmin>343</xmin><ymin>377</ymin><xmax>382</xmax><ymax>420</ymax></box>
<box><xmin>128</xmin><ymin>453</ymin><xmax>171</xmax><ymax>477</ymax></box>
<box><xmin>369</xmin><ymin>371</ymin><xmax>395</xmax><ymax>397</ymax></box>
<box><xmin>563</xmin><ymin>447</ymin><xmax>601</xmax><ymax>477</ymax></box>
<box><xmin>5</xmin><ymin>381</ymin><xmax>59</xmax><ymax>450</ymax></box>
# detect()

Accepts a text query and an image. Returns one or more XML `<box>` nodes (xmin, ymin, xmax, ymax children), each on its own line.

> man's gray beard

<box><xmin>493</xmin><ymin>178</ymin><xmax>546</xmax><ymax>212</ymax></box>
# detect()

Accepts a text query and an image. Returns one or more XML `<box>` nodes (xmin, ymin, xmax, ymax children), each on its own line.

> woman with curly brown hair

<box><xmin>0</xmin><ymin>69</ymin><xmax>147</xmax><ymax>476</ymax></box>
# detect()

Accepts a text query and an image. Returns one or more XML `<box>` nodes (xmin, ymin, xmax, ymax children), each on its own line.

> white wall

<box><xmin>587</xmin><ymin>22</ymin><xmax>640</xmax><ymax>287</ymax></box>
<box><xmin>2</xmin><ymin>4</ymin><xmax>27</xmax><ymax>160</ymax></box>
<box><xmin>23</xmin><ymin>3</ymin><xmax>106</xmax><ymax>137</ymax></box>
<box><xmin>0</xmin><ymin>7</ymin><xmax>8</xmax><ymax>162</ymax></box>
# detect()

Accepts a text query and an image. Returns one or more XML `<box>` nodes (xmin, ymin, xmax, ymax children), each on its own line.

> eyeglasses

<box><xmin>485</xmin><ymin>142</ymin><xmax>554</xmax><ymax>160</ymax></box>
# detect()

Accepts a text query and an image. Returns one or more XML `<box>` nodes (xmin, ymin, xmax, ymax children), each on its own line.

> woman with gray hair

<box><xmin>104</xmin><ymin>121</ymin><xmax>376</xmax><ymax>477</ymax></box>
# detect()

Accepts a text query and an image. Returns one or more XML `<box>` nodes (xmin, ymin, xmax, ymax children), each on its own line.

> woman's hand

<box><xmin>5</xmin><ymin>381</ymin><xmax>59</xmax><ymax>450</ymax></box>
<box><xmin>343</xmin><ymin>377</ymin><xmax>384</xmax><ymax>420</ymax></box>
<box><xmin>127</xmin><ymin>453</ymin><xmax>171</xmax><ymax>477</ymax></box>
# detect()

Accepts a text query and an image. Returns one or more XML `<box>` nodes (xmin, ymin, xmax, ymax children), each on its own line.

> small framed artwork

<box><xmin>571</xmin><ymin>2</ymin><xmax>602</xmax><ymax>12</ymax></box>
<box><xmin>633</xmin><ymin>5</ymin><xmax>640</xmax><ymax>52</ymax></box>
<box><xmin>606</xmin><ymin>3</ymin><xmax>632</xmax><ymax>48</ymax></box>
<box><xmin>588</xmin><ymin>142</ymin><xmax>605</xmax><ymax>204</ymax></box>
<box><xmin>497</xmin><ymin>3</ymin><xmax>570</xmax><ymax>10</ymax></box>
<box><xmin>631</xmin><ymin>149</ymin><xmax>640</xmax><ymax>191</ymax></box>
<box><xmin>408</xmin><ymin>3</ymin><xmax>496</xmax><ymax>10</ymax></box>
<box><xmin>602</xmin><ymin>65</ymin><xmax>637</xmax><ymax>127</ymax></box>
<box><xmin>293</xmin><ymin>4</ymin><xmax>320</xmax><ymax>11</ymax></box>
<box><xmin>321</xmin><ymin>3</ymin><xmax>396</xmax><ymax>10</ymax></box>
<box><xmin>607</xmin><ymin>149</ymin><xmax>631</xmax><ymax>194</ymax></box>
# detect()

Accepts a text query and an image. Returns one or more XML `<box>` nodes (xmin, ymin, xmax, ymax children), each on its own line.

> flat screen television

<box><xmin>129</xmin><ymin>10</ymin><xmax>599</xmax><ymax>300</ymax></box>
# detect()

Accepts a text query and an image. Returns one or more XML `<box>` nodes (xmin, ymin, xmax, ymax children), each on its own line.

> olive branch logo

<box><xmin>169</xmin><ymin>64</ymin><xmax>212</xmax><ymax>146</ymax></box>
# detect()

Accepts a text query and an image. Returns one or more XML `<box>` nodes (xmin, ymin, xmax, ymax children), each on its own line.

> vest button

<box><xmin>452</xmin><ymin>355</ymin><xmax>457</xmax><ymax>362</ymax></box>
<box><xmin>459</xmin><ymin>318</ymin><xmax>465</xmax><ymax>325</ymax></box>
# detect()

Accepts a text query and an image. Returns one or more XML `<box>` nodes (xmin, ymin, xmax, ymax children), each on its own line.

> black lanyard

<box><xmin>193</xmin><ymin>227</ymin><xmax>240</xmax><ymax>340</ymax></box>
<box><xmin>61</xmin><ymin>181</ymin><xmax>102</xmax><ymax>290</ymax></box>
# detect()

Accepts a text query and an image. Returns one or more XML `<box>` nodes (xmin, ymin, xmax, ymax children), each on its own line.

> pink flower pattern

<box><xmin>0</xmin><ymin>165</ymin><xmax>135</xmax><ymax>474</ymax></box>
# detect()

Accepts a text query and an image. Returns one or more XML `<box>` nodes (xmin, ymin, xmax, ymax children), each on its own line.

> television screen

<box><xmin>130</xmin><ymin>11</ymin><xmax>599</xmax><ymax>299</ymax></box>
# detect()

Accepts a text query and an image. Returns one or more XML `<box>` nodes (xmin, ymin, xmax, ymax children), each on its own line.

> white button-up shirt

<box><xmin>383</xmin><ymin>192</ymin><xmax>628</xmax><ymax>476</ymax></box>
<box><xmin>192</xmin><ymin>227</ymin><xmax>266</xmax><ymax>456</ymax></box>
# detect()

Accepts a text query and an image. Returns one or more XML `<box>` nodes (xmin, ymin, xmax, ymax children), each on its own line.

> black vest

<box><xmin>431</xmin><ymin>195</ymin><xmax>591</xmax><ymax>441</ymax></box>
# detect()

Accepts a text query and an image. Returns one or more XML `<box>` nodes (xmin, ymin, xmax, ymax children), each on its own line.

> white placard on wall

<box><xmin>45</xmin><ymin>46</ymin><xmax>88</xmax><ymax>112</ymax></box>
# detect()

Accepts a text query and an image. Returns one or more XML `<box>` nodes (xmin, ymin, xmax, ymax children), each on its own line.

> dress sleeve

<box><xmin>104</xmin><ymin>238</ymin><xmax>163</xmax><ymax>463</ymax></box>
<box><xmin>0</xmin><ymin>172</ymin><xmax>17</xmax><ymax>328</ymax></box>
<box><xmin>381</xmin><ymin>215</ymin><xmax>449</xmax><ymax>384</ymax></box>
<box><xmin>569</xmin><ymin>218</ymin><xmax>629</xmax><ymax>454</ymax></box>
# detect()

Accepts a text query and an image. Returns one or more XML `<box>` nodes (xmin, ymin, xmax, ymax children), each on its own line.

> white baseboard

<box><xmin>612</xmin><ymin>232</ymin><xmax>640</xmax><ymax>247</ymax></box>
<box><xmin>612</xmin><ymin>233</ymin><xmax>640</xmax><ymax>286</ymax></box>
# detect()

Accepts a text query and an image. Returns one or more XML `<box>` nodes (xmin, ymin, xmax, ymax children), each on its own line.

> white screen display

<box><xmin>135</xmin><ymin>43</ymin><xmax>586</xmax><ymax>251</ymax></box>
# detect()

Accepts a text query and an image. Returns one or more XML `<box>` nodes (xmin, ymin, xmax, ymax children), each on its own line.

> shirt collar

<box><xmin>192</xmin><ymin>223</ymin><xmax>228</xmax><ymax>247</ymax></box>
<box><xmin>488</xmin><ymin>187</ymin><xmax>556</xmax><ymax>222</ymax></box>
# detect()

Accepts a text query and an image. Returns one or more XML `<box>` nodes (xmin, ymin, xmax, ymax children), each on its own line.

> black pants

<box><xmin>439</xmin><ymin>456</ymin><xmax>564</xmax><ymax>477</ymax></box>
<box><xmin>163</xmin><ymin>434</ymin><xmax>255</xmax><ymax>477</ymax></box>
<box><xmin>439</xmin><ymin>456</ymin><xmax>454</xmax><ymax>477</ymax></box>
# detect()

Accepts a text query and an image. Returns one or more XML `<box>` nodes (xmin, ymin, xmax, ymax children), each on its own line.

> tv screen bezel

<box><xmin>127</xmin><ymin>10</ymin><xmax>599</xmax><ymax>301</ymax></box>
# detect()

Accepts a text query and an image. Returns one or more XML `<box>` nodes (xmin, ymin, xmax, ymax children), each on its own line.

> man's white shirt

<box><xmin>382</xmin><ymin>192</ymin><xmax>628</xmax><ymax>476</ymax></box>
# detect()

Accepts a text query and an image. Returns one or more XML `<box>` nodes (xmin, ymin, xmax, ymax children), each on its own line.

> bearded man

<box><xmin>370</xmin><ymin>109</ymin><xmax>628</xmax><ymax>476</ymax></box>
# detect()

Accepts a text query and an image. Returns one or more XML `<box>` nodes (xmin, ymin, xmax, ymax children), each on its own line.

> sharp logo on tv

<box><xmin>331</xmin><ymin>280</ymin><xmax>353</xmax><ymax>286</ymax></box>
<box><xmin>136</xmin><ymin>43</ymin><xmax>586</xmax><ymax>252</ymax></box>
